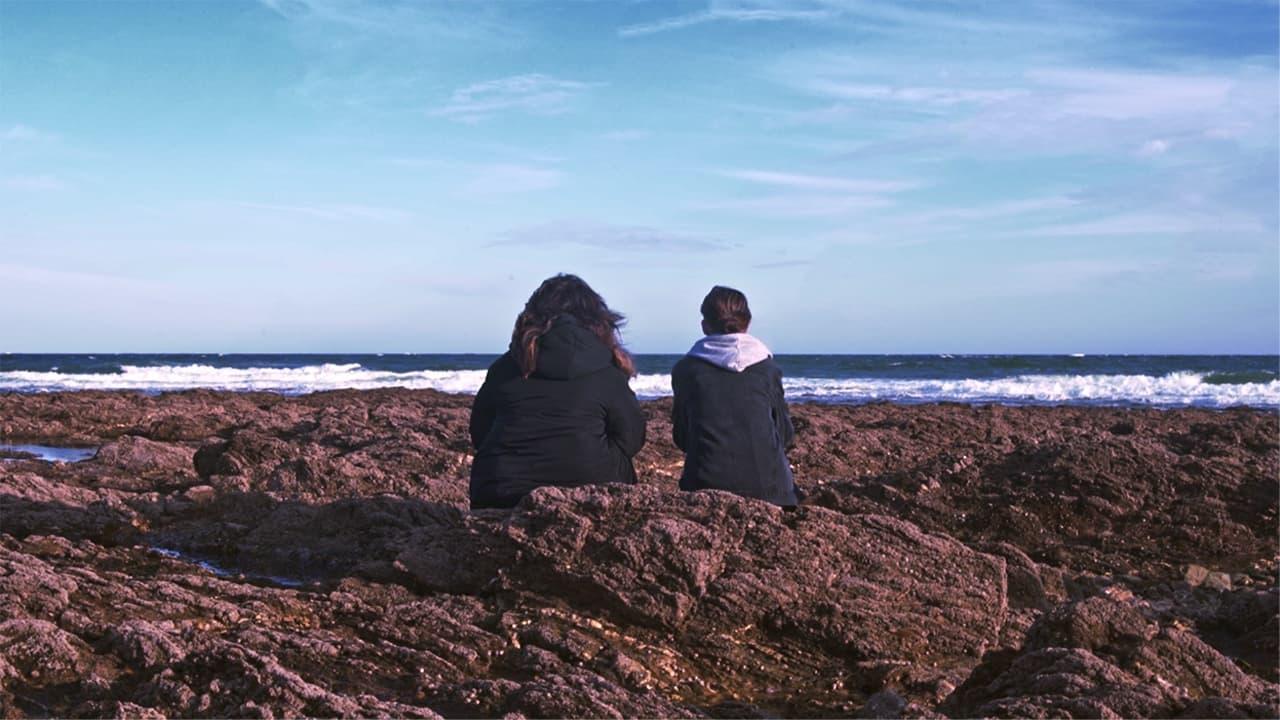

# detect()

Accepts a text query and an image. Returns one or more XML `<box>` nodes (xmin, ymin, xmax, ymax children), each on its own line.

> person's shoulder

<box><xmin>587</xmin><ymin>365</ymin><xmax>640</xmax><ymax>403</ymax></box>
<box><xmin>580</xmin><ymin>362</ymin><xmax>633</xmax><ymax>386</ymax></box>
<box><xmin>744</xmin><ymin>356</ymin><xmax>783</xmax><ymax>378</ymax></box>
<box><xmin>672</xmin><ymin>354</ymin><xmax>713</xmax><ymax>380</ymax></box>
<box><xmin>486</xmin><ymin>352</ymin><xmax>519</xmax><ymax>378</ymax></box>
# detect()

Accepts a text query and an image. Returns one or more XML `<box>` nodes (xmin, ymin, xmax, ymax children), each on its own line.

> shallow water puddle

<box><xmin>148</xmin><ymin>546</ymin><xmax>307</xmax><ymax>588</ymax></box>
<box><xmin>0</xmin><ymin>443</ymin><xmax>97</xmax><ymax>463</ymax></box>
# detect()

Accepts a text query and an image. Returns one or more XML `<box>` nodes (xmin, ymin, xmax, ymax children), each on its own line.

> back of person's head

<box><xmin>701</xmin><ymin>285</ymin><xmax>752</xmax><ymax>335</ymax></box>
<box><xmin>511</xmin><ymin>273</ymin><xmax>636</xmax><ymax>377</ymax></box>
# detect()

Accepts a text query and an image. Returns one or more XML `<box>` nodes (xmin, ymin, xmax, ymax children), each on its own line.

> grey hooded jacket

<box><xmin>671</xmin><ymin>333</ymin><xmax>798</xmax><ymax>506</ymax></box>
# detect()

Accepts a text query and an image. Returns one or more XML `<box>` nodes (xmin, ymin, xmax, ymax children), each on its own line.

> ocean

<box><xmin>1</xmin><ymin>353</ymin><xmax>1276</xmax><ymax>408</ymax></box>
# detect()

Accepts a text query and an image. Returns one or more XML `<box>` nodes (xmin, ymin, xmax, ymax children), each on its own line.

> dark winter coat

<box><xmin>671</xmin><ymin>334</ymin><xmax>798</xmax><ymax>506</ymax></box>
<box><xmin>469</xmin><ymin>316</ymin><xmax>646</xmax><ymax>509</ymax></box>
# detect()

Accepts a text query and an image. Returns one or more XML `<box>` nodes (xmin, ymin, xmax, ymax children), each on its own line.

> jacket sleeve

<box><xmin>469</xmin><ymin>355</ymin><xmax>512</xmax><ymax>451</ymax></box>
<box><xmin>670</xmin><ymin>363</ymin><xmax>688</xmax><ymax>452</ymax></box>
<box><xmin>771</xmin><ymin>365</ymin><xmax>795</xmax><ymax>449</ymax></box>
<box><xmin>604</xmin><ymin>370</ymin><xmax>647</xmax><ymax>458</ymax></box>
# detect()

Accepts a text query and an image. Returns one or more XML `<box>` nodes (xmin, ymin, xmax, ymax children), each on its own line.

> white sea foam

<box><xmin>775</xmin><ymin>371</ymin><xmax>1279</xmax><ymax>408</ymax></box>
<box><xmin>0</xmin><ymin>364</ymin><xmax>1275</xmax><ymax>407</ymax></box>
<box><xmin>0</xmin><ymin>363</ymin><xmax>488</xmax><ymax>395</ymax></box>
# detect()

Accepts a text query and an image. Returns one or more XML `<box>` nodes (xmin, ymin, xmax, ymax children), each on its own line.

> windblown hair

<box><xmin>511</xmin><ymin>274</ymin><xmax>636</xmax><ymax>377</ymax></box>
<box><xmin>701</xmin><ymin>285</ymin><xmax>752</xmax><ymax>334</ymax></box>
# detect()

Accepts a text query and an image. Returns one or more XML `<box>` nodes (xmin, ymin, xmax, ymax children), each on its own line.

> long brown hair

<box><xmin>511</xmin><ymin>274</ymin><xmax>636</xmax><ymax>377</ymax></box>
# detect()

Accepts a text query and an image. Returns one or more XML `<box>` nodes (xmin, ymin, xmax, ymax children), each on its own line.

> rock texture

<box><xmin>943</xmin><ymin>594</ymin><xmax>1278</xmax><ymax>718</ymax></box>
<box><xmin>0</xmin><ymin>389</ymin><xmax>1276</xmax><ymax>718</ymax></box>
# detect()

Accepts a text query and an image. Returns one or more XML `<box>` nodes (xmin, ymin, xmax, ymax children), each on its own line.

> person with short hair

<box><xmin>670</xmin><ymin>285</ymin><xmax>799</xmax><ymax>506</ymax></box>
<box><xmin>469</xmin><ymin>274</ymin><xmax>646</xmax><ymax>509</ymax></box>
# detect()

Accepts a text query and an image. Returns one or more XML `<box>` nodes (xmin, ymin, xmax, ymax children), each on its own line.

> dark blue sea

<box><xmin>1</xmin><ymin>354</ymin><xmax>1276</xmax><ymax>408</ymax></box>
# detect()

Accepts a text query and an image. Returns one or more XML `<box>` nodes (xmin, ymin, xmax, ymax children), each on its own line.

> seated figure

<box><xmin>469</xmin><ymin>274</ymin><xmax>646</xmax><ymax>509</ymax></box>
<box><xmin>671</xmin><ymin>285</ymin><xmax>799</xmax><ymax>506</ymax></box>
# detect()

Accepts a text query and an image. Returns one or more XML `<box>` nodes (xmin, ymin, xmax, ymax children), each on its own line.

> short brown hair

<box><xmin>701</xmin><ymin>285</ymin><xmax>752</xmax><ymax>334</ymax></box>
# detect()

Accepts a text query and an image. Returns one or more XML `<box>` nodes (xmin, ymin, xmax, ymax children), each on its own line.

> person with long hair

<box><xmin>671</xmin><ymin>285</ymin><xmax>799</xmax><ymax>506</ymax></box>
<box><xmin>469</xmin><ymin>274</ymin><xmax>646</xmax><ymax>509</ymax></box>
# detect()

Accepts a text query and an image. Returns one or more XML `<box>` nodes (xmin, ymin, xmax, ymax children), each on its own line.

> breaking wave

<box><xmin>0</xmin><ymin>363</ymin><xmax>1276</xmax><ymax>407</ymax></box>
<box><xmin>0</xmin><ymin>363</ymin><xmax>487</xmax><ymax>395</ymax></box>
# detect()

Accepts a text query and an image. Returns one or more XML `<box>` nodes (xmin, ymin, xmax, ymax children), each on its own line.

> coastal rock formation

<box><xmin>943</xmin><ymin>595</ymin><xmax>1277</xmax><ymax>718</ymax></box>
<box><xmin>0</xmin><ymin>389</ymin><xmax>1276</xmax><ymax>717</ymax></box>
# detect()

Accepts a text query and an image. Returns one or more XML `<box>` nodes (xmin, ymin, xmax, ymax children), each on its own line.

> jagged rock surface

<box><xmin>0</xmin><ymin>389</ymin><xmax>1276</xmax><ymax>718</ymax></box>
<box><xmin>943</xmin><ymin>595</ymin><xmax>1278</xmax><ymax>718</ymax></box>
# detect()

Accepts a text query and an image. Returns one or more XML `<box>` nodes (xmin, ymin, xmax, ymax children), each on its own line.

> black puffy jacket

<box><xmin>671</xmin><ymin>353</ymin><xmax>798</xmax><ymax>506</ymax></box>
<box><xmin>469</xmin><ymin>316</ymin><xmax>646</xmax><ymax>509</ymax></box>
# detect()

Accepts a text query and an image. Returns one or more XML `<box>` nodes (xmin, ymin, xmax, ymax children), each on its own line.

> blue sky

<box><xmin>2</xmin><ymin>0</ymin><xmax>1277</xmax><ymax>353</ymax></box>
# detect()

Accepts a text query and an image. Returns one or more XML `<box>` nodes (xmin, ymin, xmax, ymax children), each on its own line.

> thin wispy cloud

<box><xmin>462</xmin><ymin>164</ymin><xmax>563</xmax><ymax>194</ymax></box>
<box><xmin>620</xmin><ymin>0</ymin><xmax>1074</xmax><ymax>39</ymax></box>
<box><xmin>619</xmin><ymin>4</ymin><xmax>831</xmax><ymax>37</ymax></box>
<box><xmin>956</xmin><ymin>65</ymin><xmax>1276</xmax><ymax>154</ymax></box>
<box><xmin>497</xmin><ymin>220</ymin><xmax>728</xmax><ymax>253</ymax></box>
<box><xmin>695</xmin><ymin>194</ymin><xmax>893</xmax><ymax>218</ymax></box>
<box><xmin>239</xmin><ymin>202</ymin><xmax>410</xmax><ymax>222</ymax></box>
<box><xmin>805</xmin><ymin>80</ymin><xmax>1024</xmax><ymax>106</ymax></box>
<box><xmin>430</xmin><ymin>74</ymin><xmax>599</xmax><ymax>122</ymax></box>
<box><xmin>717</xmin><ymin>169</ymin><xmax>919</xmax><ymax>193</ymax></box>
<box><xmin>259</xmin><ymin>0</ymin><xmax>520</xmax><ymax>112</ymax></box>
<box><xmin>258</xmin><ymin>0</ymin><xmax>496</xmax><ymax>41</ymax></box>
<box><xmin>1025</xmin><ymin>68</ymin><xmax>1235</xmax><ymax>121</ymax></box>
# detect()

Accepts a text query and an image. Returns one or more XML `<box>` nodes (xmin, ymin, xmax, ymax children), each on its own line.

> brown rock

<box><xmin>944</xmin><ymin>596</ymin><xmax>1280</xmax><ymax>718</ymax></box>
<box><xmin>0</xmin><ymin>389</ymin><xmax>1275</xmax><ymax>717</ymax></box>
<box><xmin>1205</xmin><ymin>571</ymin><xmax>1234</xmax><ymax>592</ymax></box>
<box><xmin>1185</xmin><ymin>564</ymin><xmax>1211</xmax><ymax>587</ymax></box>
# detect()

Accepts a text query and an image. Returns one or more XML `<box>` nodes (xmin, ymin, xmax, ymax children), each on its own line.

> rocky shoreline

<box><xmin>0</xmin><ymin>389</ymin><xmax>1276</xmax><ymax>718</ymax></box>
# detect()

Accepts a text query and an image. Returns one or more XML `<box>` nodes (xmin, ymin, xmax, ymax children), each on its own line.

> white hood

<box><xmin>687</xmin><ymin>333</ymin><xmax>773</xmax><ymax>372</ymax></box>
